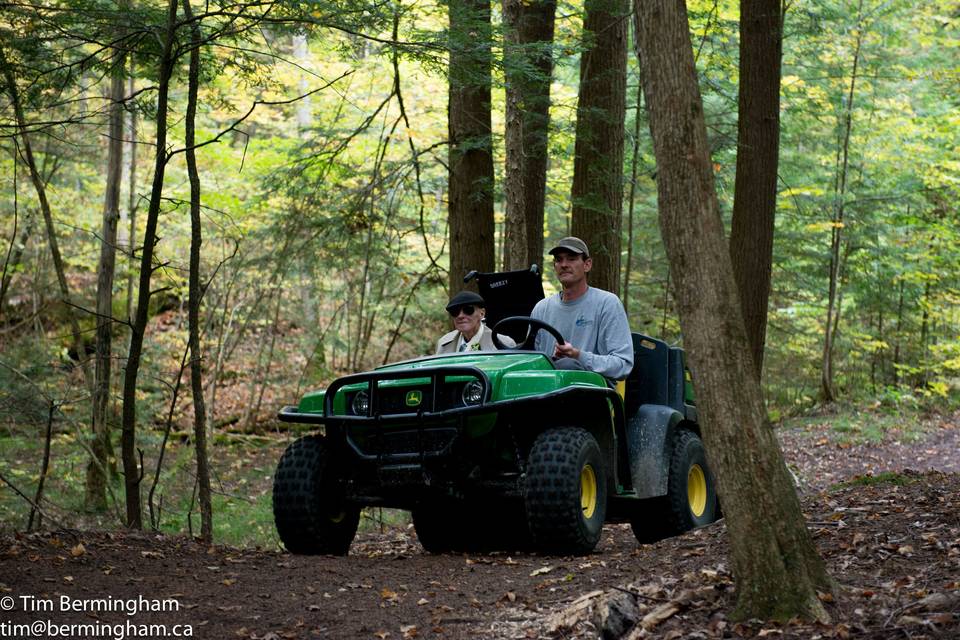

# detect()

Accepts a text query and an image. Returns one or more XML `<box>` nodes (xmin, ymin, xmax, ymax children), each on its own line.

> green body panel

<box><xmin>375</xmin><ymin>352</ymin><xmax>552</xmax><ymax>375</ymax></box>
<box><xmin>296</xmin><ymin>352</ymin><xmax>609</xmax><ymax>417</ymax></box>
<box><xmin>297</xmin><ymin>390</ymin><xmax>326</xmax><ymax>414</ymax></box>
<box><xmin>498</xmin><ymin>370</ymin><xmax>607</xmax><ymax>399</ymax></box>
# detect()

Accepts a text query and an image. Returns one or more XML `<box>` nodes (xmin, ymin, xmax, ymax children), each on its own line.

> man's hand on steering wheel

<box><xmin>490</xmin><ymin>316</ymin><xmax>565</xmax><ymax>351</ymax></box>
<box><xmin>553</xmin><ymin>341</ymin><xmax>580</xmax><ymax>360</ymax></box>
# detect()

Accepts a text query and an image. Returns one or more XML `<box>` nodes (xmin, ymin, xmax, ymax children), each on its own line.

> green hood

<box><xmin>296</xmin><ymin>351</ymin><xmax>608</xmax><ymax>415</ymax></box>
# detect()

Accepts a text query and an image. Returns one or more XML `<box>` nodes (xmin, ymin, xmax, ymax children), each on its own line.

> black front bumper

<box><xmin>279</xmin><ymin>365</ymin><xmax>494</xmax><ymax>463</ymax></box>
<box><xmin>277</xmin><ymin>367</ymin><xmax>626</xmax><ymax>505</ymax></box>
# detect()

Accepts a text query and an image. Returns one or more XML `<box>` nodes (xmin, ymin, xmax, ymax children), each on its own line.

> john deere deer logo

<box><xmin>405</xmin><ymin>390</ymin><xmax>423</xmax><ymax>407</ymax></box>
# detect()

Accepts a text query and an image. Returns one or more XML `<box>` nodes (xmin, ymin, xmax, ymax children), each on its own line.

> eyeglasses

<box><xmin>448</xmin><ymin>305</ymin><xmax>477</xmax><ymax>317</ymax></box>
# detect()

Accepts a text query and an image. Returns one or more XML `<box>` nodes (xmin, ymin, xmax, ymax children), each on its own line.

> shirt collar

<box><xmin>458</xmin><ymin>326</ymin><xmax>485</xmax><ymax>351</ymax></box>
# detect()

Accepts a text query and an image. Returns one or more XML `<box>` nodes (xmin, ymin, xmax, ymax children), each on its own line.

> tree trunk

<box><xmin>125</xmin><ymin>70</ymin><xmax>138</xmax><ymax>323</ymax></box>
<box><xmin>207</xmin><ymin>283</ymin><xmax>236</xmax><ymax>428</ymax></box>
<box><xmin>85</xmin><ymin>40</ymin><xmax>127</xmax><ymax>512</ymax></box>
<box><xmin>570</xmin><ymin>0</ymin><xmax>628</xmax><ymax>295</ymax></box>
<box><xmin>293</xmin><ymin>34</ymin><xmax>313</xmax><ymax>131</ymax></box>
<box><xmin>729</xmin><ymin>0</ymin><xmax>782</xmax><ymax>380</ymax></box>
<box><xmin>182</xmin><ymin>0</ymin><xmax>212</xmax><ymax>543</ymax></box>
<box><xmin>242</xmin><ymin>291</ymin><xmax>277</xmax><ymax>429</ymax></box>
<box><xmin>623</xmin><ymin>18</ymin><xmax>645</xmax><ymax>312</ymax></box>
<box><xmin>0</xmin><ymin>212</ymin><xmax>33</xmax><ymax>320</ymax></box>
<box><xmin>0</xmin><ymin>157</ymin><xmax>34</xmax><ymax>319</ymax></box>
<box><xmin>120</xmin><ymin>0</ymin><xmax>178</xmax><ymax>529</ymax></box>
<box><xmin>1</xmin><ymin>44</ymin><xmax>92</xmax><ymax>390</ymax></box>
<box><xmin>502</xmin><ymin>0</ymin><xmax>556</xmax><ymax>271</ymax></box>
<box><xmin>892</xmin><ymin>277</ymin><xmax>904</xmax><ymax>387</ymax></box>
<box><xmin>634</xmin><ymin>0</ymin><xmax>833</xmax><ymax>622</ymax></box>
<box><xmin>147</xmin><ymin>344</ymin><xmax>189</xmax><ymax>530</ymax></box>
<box><xmin>820</xmin><ymin>0</ymin><xmax>863</xmax><ymax>403</ymax></box>
<box><xmin>353</xmin><ymin>223</ymin><xmax>374</xmax><ymax>371</ymax></box>
<box><xmin>251</xmin><ymin>292</ymin><xmax>283</xmax><ymax>428</ymax></box>
<box><xmin>448</xmin><ymin>0</ymin><xmax>495</xmax><ymax>293</ymax></box>
<box><xmin>28</xmin><ymin>402</ymin><xmax>55</xmax><ymax>531</ymax></box>
<box><xmin>918</xmin><ymin>279</ymin><xmax>931</xmax><ymax>389</ymax></box>
<box><xmin>871</xmin><ymin>308</ymin><xmax>882</xmax><ymax>391</ymax></box>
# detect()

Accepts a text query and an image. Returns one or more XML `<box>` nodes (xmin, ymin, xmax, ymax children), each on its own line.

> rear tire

<box><xmin>525</xmin><ymin>428</ymin><xmax>607</xmax><ymax>555</ymax></box>
<box><xmin>630</xmin><ymin>430</ymin><xmax>717</xmax><ymax>544</ymax></box>
<box><xmin>666</xmin><ymin>430</ymin><xmax>717</xmax><ymax>530</ymax></box>
<box><xmin>273</xmin><ymin>435</ymin><xmax>360</xmax><ymax>555</ymax></box>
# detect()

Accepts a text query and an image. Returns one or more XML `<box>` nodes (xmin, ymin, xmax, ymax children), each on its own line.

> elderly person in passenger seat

<box><xmin>436</xmin><ymin>291</ymin><xmax>514</xmax><ymax>353</ymax></box>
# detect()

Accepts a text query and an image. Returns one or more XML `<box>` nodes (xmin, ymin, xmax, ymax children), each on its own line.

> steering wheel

<box><xmin>491</xmin><ymin>316</ymin><xmax>565</xmax><ymax>351</ymax></box>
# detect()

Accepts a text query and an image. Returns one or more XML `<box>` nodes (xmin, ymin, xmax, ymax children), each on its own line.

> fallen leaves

<box><xmin>638</xmin><ymin>600</ymin><xmax>681</xmax><ymax>631</ymax></box>
<box><xmin>4</xmin><ymin>465</ymin><xmax>959</xmax><ymax>640</ymax></box>
<box><xmin>914</xmin><ymin>592</ymin><xmax>958</xmax><ymax>612</ymax></box>
<box><xmin>545</xmin><ymin>590</ymin><xmax>604</xmax><ymax>634</ymax></box>
<box><xmin>379</xmin><ymin>588</ymin><xmax>400</xmax><ymax>603</ymax></box>
<box><xmin>529</xmin><ymin>471</ymin><xmax>960</xmax><ymax>638</ymax></box>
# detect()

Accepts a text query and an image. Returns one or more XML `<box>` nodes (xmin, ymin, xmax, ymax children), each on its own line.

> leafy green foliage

<box><xmin>832</xmin><ymin>470</ymin><xmax>914</xmax><ymax>489</ymax></box>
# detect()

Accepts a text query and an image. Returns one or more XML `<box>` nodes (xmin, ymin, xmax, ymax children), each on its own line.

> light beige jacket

<box><xmin>435</xmin><ymin>324</ymin><xmax>514</xmax><ymax>354</ymax></box>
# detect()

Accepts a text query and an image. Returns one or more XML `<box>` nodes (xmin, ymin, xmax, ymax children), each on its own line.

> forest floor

<box><xmin>2</xmin><ymin>410</ymin><xmax>959</xmax><ymax>640</ymax></box>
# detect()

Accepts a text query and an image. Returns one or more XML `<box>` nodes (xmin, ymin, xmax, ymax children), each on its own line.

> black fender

<box><xmin>626</xmin><ymin>404</ymin><xmax>687</xmax><ymax>498</ymax></box>
<box><xmin>501</xmin><ymin>386</ymin><xmax>626</xmax><ymax>495</ymax></box>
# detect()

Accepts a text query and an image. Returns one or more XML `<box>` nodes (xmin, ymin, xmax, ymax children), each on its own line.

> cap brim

<box><xmin>549</xmin><ymin>245</ymin><xmax>585</xmax><ymax>255</ymax></box>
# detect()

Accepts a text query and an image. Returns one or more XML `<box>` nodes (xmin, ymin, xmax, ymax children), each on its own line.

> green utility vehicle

<box><xmin>273</xmin><ymin>268</ymin><xmax>718</xmax><ymax>556</ymax></box>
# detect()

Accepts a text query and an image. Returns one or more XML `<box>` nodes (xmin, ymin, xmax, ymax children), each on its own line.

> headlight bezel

<box><xmin>461</xmin><ymin>379</ymin><xmax>484</xmax><ymax>406</ymax></box>
<box><xmin>351</xmin><ymin>389</ymin><xmax>370</xmax><ymax>416</ymax></box>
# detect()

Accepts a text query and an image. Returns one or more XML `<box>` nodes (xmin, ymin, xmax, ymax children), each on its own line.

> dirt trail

<box><xmin>777</xmin><ymin>411</ymin><xmax>960</xmax><ymax>491</ymax></box>
<box><xmin>2</xmin><ymin>415</ymin><xmax>959</xmax><ymax>639</ymax></box>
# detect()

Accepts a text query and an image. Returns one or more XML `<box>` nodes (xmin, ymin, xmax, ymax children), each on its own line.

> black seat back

<box><xmin>468</xmin><ymin>266</ymin><xmax>545</xmax><ymax>342</ymax></box>
<box><xmin>624</xmin><ymin>333</ymin><xmax>669</xmax><ymax>416</ymax></box>
<box><xmin>668</xmin><ymin>347</ymin><xmax>691</xmax><ymax>410</ymax></box>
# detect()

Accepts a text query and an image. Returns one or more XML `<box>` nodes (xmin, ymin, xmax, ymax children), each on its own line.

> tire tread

<box><xmin>525</xmin><ymin>427</ymin><xmax>606</xmax><ymax>554</ymax></box>
<box><xmin>273</xmin><ymin>435</ymin><xmax>360</xmax><ymax>555</ymax></box>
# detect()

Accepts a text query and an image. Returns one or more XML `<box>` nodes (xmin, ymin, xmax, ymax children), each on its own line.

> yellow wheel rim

<box><xmin>687</xmin><ymin>464</ymin><xmax>707</xmax><ymax>518</ymax></box>
<box><xmin>329</xmin><ymin>510</ymin><xmax>346</xmax><ymax>523</ymax></box>
<box><xmin>581</xmin><ymin>464</ymin><xmax>598</xmax><ymax>520</ymax></box>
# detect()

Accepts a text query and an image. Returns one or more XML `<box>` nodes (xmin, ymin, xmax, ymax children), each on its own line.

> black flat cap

<box><xmin>445</xmin><ymin>290</ymin><xmax>485</xmax><ymax>311</ymax></box>
<box><xmin>447</xmin><ymin>291</ymin><xmax>487</xmax><ymax>311</ymax></box>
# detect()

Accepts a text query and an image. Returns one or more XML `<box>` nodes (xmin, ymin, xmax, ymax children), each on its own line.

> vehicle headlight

<box><xmin>461</xmin><ymin>380</ymin><xmax>484</xmax><ymax>406</ymax></box>
<box><xmin>351</xmin><ymin>390</ymin><xmax>370</xmax><ymax>415</ymax></box>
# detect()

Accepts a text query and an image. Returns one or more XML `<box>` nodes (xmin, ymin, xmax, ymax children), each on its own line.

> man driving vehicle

<box><xmin>530</xmin><ymin>237</ymin><xmax>633</xmax><ymax>380</ymax></box>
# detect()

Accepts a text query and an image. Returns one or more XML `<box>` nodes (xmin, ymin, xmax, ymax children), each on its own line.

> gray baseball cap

<box><xmin>548</xmin><ymin>236</ymin><xmax>590</xmax><ymax>258</ymax></box>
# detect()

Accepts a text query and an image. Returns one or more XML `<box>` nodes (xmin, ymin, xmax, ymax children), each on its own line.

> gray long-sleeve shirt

<box><xmin>531</xmin><ymin>287</ymin><xmax>634</xmax><ymax>380</ymax></box>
